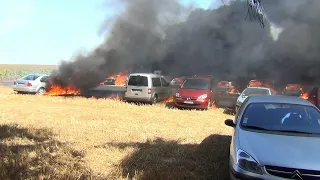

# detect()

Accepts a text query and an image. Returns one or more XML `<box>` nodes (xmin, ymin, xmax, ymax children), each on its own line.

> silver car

<box><xmin>124</xmin><ymin>73</ymin><xmax>171</xmax><ymax>104</ymax></box>
<box><xmin>236</xmin><ymin>87</ymin><xmax>273</xmax><ymax>112</ymax></box>
<box><xmin>225</xmin><ymin>95</ymin><xmax>320</xmax><ymax>180</ymax></box>
<box><xmin>13</xmin><ymin>74</ymin><xmax>49</xmax><ymax>95</ymax></box>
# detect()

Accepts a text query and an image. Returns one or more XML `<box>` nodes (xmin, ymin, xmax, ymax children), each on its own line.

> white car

<box><xmin>235</xmin><ymin>87</ymin><xmax>273</xmax><ymax>112</ymax></box>
<box><xmin>13</xmin><ymin>74</ymin><xmax>49</xmax><ymax>95</ymax></box>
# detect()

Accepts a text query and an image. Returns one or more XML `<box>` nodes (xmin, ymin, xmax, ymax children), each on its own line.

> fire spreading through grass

<box><xmin>45</xmin><ymin>84</ymin><xmax>81</xmax><ymax>96</ymax></box>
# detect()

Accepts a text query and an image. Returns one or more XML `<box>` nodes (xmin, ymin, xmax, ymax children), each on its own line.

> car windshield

<box><xmin>20</xmin><ymin>74</ymin><xmax>40</xmax><ymax>81</ymax></box>
<box><xmin>170</xmin><ymin>78</ymin><xmax>183</xmax><ymax>88</ymax></box>
<box><xmin>242</xmin><ymin>88</ymin><xmax>269</xmax><ymax>96</ymax></box>
<box><xmin>181</xmin><ymin>79</ymin><xmax>209</xmax><ymax>90</ymax></box>
<box><xmin>241</xmin><ymin>103</ymin><xmax>320</xmax><ymax>134</ymax></box>
<box><xmin>128</xmin><ymin>75</ymin><xmax>148</xmax><ymax>86</ymax></box>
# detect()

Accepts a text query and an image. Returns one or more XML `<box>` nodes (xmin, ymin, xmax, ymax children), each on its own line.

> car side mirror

<box><xmin>225</xmin><ymin>119</ymin><xmax>235</xmax><ymax>127</ymax></box>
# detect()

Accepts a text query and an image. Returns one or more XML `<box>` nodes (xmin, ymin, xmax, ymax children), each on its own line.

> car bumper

<box><xmin>13</xmin><ymin>86</ymin><xmax>37</xmax><ymax>93</ymax></box>
<box><xmin>174</xmin><ymin>98</ymin><xmax>209</xmax><ymax>109</ymax></box>
<box><xmin>124</xmin><ymin>96</ymin><xmax>152</xmax><ymax>103</ymax></box>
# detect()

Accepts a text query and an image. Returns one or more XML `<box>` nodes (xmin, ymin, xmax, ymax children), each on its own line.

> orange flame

<box><xmin>108</xmin><ymin>71</ymin><xmax>129</xmax><ymax>86</ymax></box>
<box><xmin>211</xmin><ymin>102</ymin><xmax>217</xmax><ymax>109</ymax></box>
<box><xmin>248</xmin><ymin>80</ymin><xmax>263</xmax><ymax>87</ymax></box>
<box><xmin>218</xmin><ymin>81</ymin><xmax>231</xmax><ymax>87</ymax></box>
<box><xmin>45</xmin><ymin>84</ymin><xmax>80</xmax><ymax>96</ymax></box>
<box><xmin>300</xmin><ymin>92</ymin><xmax>309</xmax><ymax>100</ymax></box>
<box><xmin>286</xmin><ymin>85</ymin><xmax>300</xmax><ymax>90</ymax></box>
<box><xmin>228</xmin><ymin>88</ymin><xmax>238</xmax><ymax>94</ymax></box>
<box><xmin>165</xmin><ymin>96</ymin><xmax>174</xmax><ymax>103</ymax></box>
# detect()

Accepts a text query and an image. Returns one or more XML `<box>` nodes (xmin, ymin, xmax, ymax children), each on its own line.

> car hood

<box><xmin>178</xmin><ymin>89</ymin><xmax>209</xmax><ymax>97</ymax></box>
<box><xmin>238</xmin><ymin>129</ymin><xmax>320</xmax><ymax>170</ymax></box>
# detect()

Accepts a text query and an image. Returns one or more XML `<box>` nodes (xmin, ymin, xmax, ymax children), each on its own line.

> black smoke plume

<box><xmin>49</xmin><ymin>0</ymin><xmax>320</xmax><ymax>91</ymax></box>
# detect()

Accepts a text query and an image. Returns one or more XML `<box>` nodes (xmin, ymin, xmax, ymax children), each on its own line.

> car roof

<box><xmin>247</xmin><ymin>95</ymin><xmax>314</xmax><ymax>106</ymax></box>
<box><xmin>245</xmin><ymin>86</ymin><xmax>271</xmax><ymax>90</ymax></box>
<box><xmin>129</xmin><ymin>73</ymin><xmax>161</xmax><ymax>78</ymax></box>
<box><xmin>186</xmin><ymin>76</ymin><xmax>212</xmax><ymax>80</ymax></box>
<box><xmin>27</xmin><ymin>74</ymin><xmax>48</xmax><ymax>76</ymax></box>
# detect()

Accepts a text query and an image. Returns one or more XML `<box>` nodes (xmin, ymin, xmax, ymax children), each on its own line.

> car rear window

<box><xmin>20</xmin><ymin>75</ymin><xmax>40</xmax><ymax>81</ymax></box>
<box><xmin>242</xmin><ymin>88</ymin><xmax>269</xmax><ymax>96</ymax></box>
<box><xmin>128</xmin><ymin>75</ymin><xmax>148</xmax><ymax>86</ymax></box>
<box><xmin>241</xmin><ymin>103</ymin><xmax>320</xmax><ymax>134</ymax></box>
<box><xmin>218</xmin><ymin>81</ymin><xmax>230</xmax><ymax>87</ymax></box>
<box><xmin>181</xmin><ymin>79</ymin><xmax>209</xmax><ymax>90</ymax></box>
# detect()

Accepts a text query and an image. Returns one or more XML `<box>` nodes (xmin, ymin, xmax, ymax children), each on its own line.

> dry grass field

<box><xmin>0</xmin><ymin>85</ymin><xmax>233</xmax><ymax>180</ymax></box>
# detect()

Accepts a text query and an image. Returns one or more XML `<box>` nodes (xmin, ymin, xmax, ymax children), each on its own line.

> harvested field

<box><xmin>0</xmin><ymin>85</ymin><xmax>233</xmax><ymax>180</ymax></box>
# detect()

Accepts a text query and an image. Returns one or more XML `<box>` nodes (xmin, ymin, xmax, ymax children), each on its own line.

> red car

<box><xmin>174</xmin><ymin>75</ymin><xmax>215</xmax><ymax>110</ymax></box>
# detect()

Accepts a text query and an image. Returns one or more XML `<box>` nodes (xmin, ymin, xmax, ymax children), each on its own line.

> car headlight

<box><xmin>197</xmin><ymin>94</ymin><xmax>207</xmax><ymax>100</ymax></box>
<box><xmin>236</xmin><ymin>149</ymin><xmax>262</xmax><ymax>174</ymax></box>
<box><xmin>175</xmin><ymin>93</ymin><xmax>180</xmax><ymax>97</ymax></box>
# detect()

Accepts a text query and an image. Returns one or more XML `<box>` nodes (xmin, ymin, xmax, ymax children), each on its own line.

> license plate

<box><xmin>184</xmin><ymin>100</ymin><xmax>194</xmax><ymax>104</ymax></box>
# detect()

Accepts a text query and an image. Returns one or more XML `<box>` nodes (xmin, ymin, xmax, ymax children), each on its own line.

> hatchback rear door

<box><xmin>126</xmin><ymin>75</ymin><xmax>150</xmax><ymax>99</ymax></box>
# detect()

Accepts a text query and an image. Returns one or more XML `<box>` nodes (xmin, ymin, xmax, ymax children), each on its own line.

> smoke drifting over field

<box><xmin>50</xmin><ymin>0</ymin><xmax>320</xmax><ymax>90</ymax></box>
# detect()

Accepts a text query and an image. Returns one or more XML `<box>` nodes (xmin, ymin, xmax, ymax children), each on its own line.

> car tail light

<box><xmin>147</xmin><ymin>88</ymin><xmax>152</xmax><ymax>94</ymax></box>
<box><xmin>27</xmin><ymin>82</ymin><xmax>32</xmax><ymax>87</ymax></box>
<box><xmin>99</xmin><ymin>82</ymin><xmax>104</xmax><ymax>85</ymax></box>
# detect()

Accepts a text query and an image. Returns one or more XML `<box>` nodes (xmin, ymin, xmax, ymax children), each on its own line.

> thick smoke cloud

<box><xmin>50</xmin><ymin>0</ymin><xmax>320</xmax><ymax>91</ymax></box>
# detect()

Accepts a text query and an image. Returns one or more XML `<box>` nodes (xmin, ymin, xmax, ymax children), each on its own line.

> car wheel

<box><xmin>36</xmin><ymin>87</ymin><xmax>45</xmax><ymax>95</ymax></box>
<box><xmin>151</xmin><ymin>94</ymin><xmax>158</xmax><ymax>105</ymax></box>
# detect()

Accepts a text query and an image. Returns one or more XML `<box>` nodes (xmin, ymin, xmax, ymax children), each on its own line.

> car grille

<box><xmin>265</xmin><ymin>165</ymin><xmax>320</xmax><ymax>179</ymax></box>
<box><xmin>180</xmin><ymin>97</ymin><xmax>197</xmax><ymax>100</ymax></box>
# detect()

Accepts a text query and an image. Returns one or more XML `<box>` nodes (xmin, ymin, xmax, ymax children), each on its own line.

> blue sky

<box><xmin>0</xmin><ymin>0</ymin><xmax>221</xmax><ymax>65</ymax></box>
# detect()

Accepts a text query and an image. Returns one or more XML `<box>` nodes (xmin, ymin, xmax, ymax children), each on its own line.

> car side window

<box><xmin>152</xmin><ymin>78</ymin><xmax>161</xmax><ymax>87</ymax></box>
<box><xmin>160</xmin><ymin>78</ymin><xmax>169</xmax><ymax>87</ymax></box>
<box><xmin>235</xmin><ymin>98</ymin><xmax>249</xmax><ymax>124</ymax></box>
<box><xmin>40</xmin><ymin>76</ymin><xmax>49</xmax><ymax>82</ymax></box>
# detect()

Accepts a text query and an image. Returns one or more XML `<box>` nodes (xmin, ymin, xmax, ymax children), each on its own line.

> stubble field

<box><xmin>0</xmin><ymin>84</ymin><xmax>233</xmax><ymax>180</ymax></box>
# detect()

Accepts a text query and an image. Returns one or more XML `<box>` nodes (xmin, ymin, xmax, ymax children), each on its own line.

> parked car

<box><xmin>124</xmin><ymin>73</ymin><xmax>171</xmax><ymax>104</ymax></box>
<box><xmin>214</xmin><ymin>81</ymin><xmax>239</xmax><ymax>108</ymax></box>
<box><xmin>13</xmin><ymin>74</ymin><xmax>49</xmax><ymax>95</ymax></box>
<box><xmin>235</xmin><ymin>87</ymin><xmax>273</xmax><ymax>112</ymax></box>
<box><xmin>225</xmin><ymin>95</ymin><xmax>320</xmax><ymax>179</ymax></box>
<box><xmin>282</xmin><ymin>84</ymin><xmax>304</xmax><ymax>97</ymax></box>
<box><xmin>174</xmin><ymin>75</ymin><xmax>215</xmax><ymax>110</ymax></box>
<box><xmin>99</xmin><ymin>78</ymin><xmax>116</xmax><ymax>85</ymax></box>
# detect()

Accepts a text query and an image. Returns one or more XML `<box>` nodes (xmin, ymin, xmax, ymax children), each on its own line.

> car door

<box><xmin>160</xmin><ymin>77</ymin><xmax>170</xmax><ymax>99</ymax></box>
<box><xmin>152</xmin><ymin>77</ymin><xmax>162</xmax><ymax>99</ymax></box>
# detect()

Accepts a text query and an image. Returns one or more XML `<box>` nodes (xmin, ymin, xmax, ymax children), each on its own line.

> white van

<box><xmin>124</xmin><ymin>73</ymin><xmax>171</xmax><ymax>104</ymax></box>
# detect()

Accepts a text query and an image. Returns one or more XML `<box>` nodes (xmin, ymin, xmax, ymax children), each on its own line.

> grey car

<box><xmin>124</xmin><ymin>73</ymin><xmax>171</xmax><ymax>104</ymax></box>
<box><xmin>225</xmin><ymin>95</ymin><xmax>320</xmax><ymax>180</ymax></box>
<box><xmin>13</xmin><ymin>74</ymin><xmax>49</xmax><ymax>95</ymax></box>
<box><xmin>235</xmin><ymin>87</ymin><xmax>273</xmax><ymax>112</ymax></box>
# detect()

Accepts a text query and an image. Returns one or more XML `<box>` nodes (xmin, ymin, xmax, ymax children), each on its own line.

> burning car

<box><xmin>282</xmin><ymin>84</ymin><xmax>305</xmax><ymax>97</ymax></box>
<box><xmin>214</xmin><ymin>81</ymin><xmax>240</xmax><ymax>109</ymax></box>
<box><xmin>99</xmin><ymin>78</ymin><xmax>116</xmax><ymax>85</ymax></box>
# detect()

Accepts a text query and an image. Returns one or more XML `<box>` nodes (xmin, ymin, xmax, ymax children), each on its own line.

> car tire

<box><xmin>36</xmin><ymin>87</ymin><xmax>45</xmax><ymax>95</ymax></box>
<box><xmin>151</xmin><ymin>94</ymin><xmax>158</xmax><ymax>105</ymax></box>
